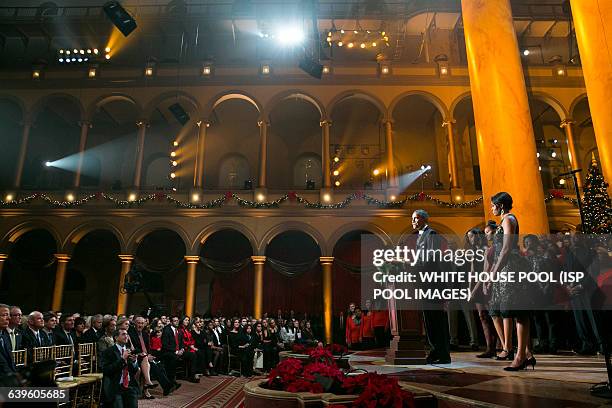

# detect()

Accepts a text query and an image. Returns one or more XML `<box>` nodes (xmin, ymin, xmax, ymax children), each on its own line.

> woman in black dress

<box><xmin>237</xmin><ymin>325</ymin><xmax>256</xmax><ymax>376</ymax></box>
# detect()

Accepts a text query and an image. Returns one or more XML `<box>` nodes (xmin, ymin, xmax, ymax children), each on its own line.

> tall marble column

<box><xmin>14</xmin><ymin>120</ymin><xmax>32</xmax><ymax>188</ymax></box>
<box><xmin>461</xmin><ymin>0</ymin><xmax>549</xmax><ymax>234</ymax></box>
<box><xmin>185</xmin><ymin>256</ymin><xmax>200</xmax><ymax>317</ymax></box>
<box><xmin>560</xmin><ymin>119</ymin><xmax>583</xmax><ymax>189</ymax></box>
<box><xmin>383</xmin><ymin>120</ymin><xmax>398</xmax><ymax>188</ymax></box>
<box><xmin>193</xmin><ymin>121</ymin><xmax>209</xmax><ymax>188</ymax></box>
<box><xmin>133</xmin><ymin>121</ymin><xmax>149</xmax><ymax>189</ymax></box>
<box><xmin>320</xmin><ymin>256</ymin><xmax>334</xmax><ymax>345</ymax></box>
<box><xmin>257</xmin><ymin>120</ymin><xmax>269</xmax><ymax>188</ymax></box>
<box><xmin>252</xmin><ymin>256</ymin><xmax>266</xmax><ymax>319</ymax></box>
<box><xmin>320</xmin><ymin>120</ymin><xmax>332</xmax><ymax>189</ymax></box>
<box><xmin>51</xmin><ymin>254</ymin><xmax>71</xmax><ymax>311</ymax></box>
<box><xmin>117</xmin><ymin>255</ymin><xmax>133</xmax><ymax>315</ymax></box>
<box><xmin>74</xmin><ymin>121</ymin><xmax>92</xmax><ymax>188</ymax></box>
<box><xmin>570</xmin><ymin>0</ymin><xmax>612</xmax><ymax>190</ymax></box>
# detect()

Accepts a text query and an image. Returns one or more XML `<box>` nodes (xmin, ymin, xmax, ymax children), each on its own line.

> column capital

<box><xmin>78</xmin><ymin>121</ymin><xmax>92</xmax><ymax>128</ymax></box>
<box><xmin>560</xmin><ymin>118</ymin><xmax>575</xmax><ymax>128</ymax></box>
<box><xmin>251</xmin><ymin>255</ymin><xmax>266</xmax><ymax>264</ymax></box>
<box><xmin>257</xmin><ymin>120</ymin><xmax>269</xmax><ymax>128</ymax></box>
<box><xmin>319</xmin><ymin>256</ymin><xmax>334</xmax><ymax>264</ymax></box>
<box><xmin>381</xmin><ymin>118</ymin><xmax>394</xmax><ymax>125</ymax></box>
<box><xmin>442</xmin><ymin>118</ymin><xmax>456</xmax><ymax>127</ymax></box>
<box><xmin>196</xmin><ymin>120</ymin><xmax>210</xmax><ymax>128</ymax></box>
<box><xmin>118</xmin><ymin>254</ymin><xmax>134</xmax><ymax>262</ymax></box>
<box><xmin>54</xmin><ymin>254</ymin><xmax>71</xmax><ymax>262</ymax></box>
<box><xmin>320</xmin><ymin>119</ymin><xmax>332</xmax><ymax>127</ymax></box>
<box><xmin>185</xmin><ymin>255</ymin><xmax>200</xmax><ymax>264</ymax></box>
<box><xmin>136</xmin><ymin>120</ymin><xmax>150</xmax><ymax>128</ymax></box>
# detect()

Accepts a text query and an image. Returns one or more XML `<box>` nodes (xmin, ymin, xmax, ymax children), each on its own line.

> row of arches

<box><xmin>0</xmin><ymin>89</ymin><xmax>598</xmax><ymax>191</ymax></box>
<box><xmin>1</xmin><ymin>225</ymin><xmax>394</xmax><ymax>316</ymax></box>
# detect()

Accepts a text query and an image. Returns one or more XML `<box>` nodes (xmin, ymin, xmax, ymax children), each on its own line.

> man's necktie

<box><xmin>174</xmin><ymin>330</ymin><xmax>179</xmax><ymax>350</ymax></box>
<box><xmin>36</xmin><ymin>332</ymin><xmax>41</xmax><ymax>347</ymax></box>
<box><xmin>121</xmin><ymin>349</ymin><xmax>130</xmax><ymax>389</ymax></box>
<box><xmin>9</xmin><ymin>331</ymin><xmax>15</xmax><ymax>351</ymax></box>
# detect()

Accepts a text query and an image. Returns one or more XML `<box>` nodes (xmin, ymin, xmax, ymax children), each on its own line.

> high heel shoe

<box><xmin>496</xmin><ymin>350</ymin><xmax>513</xmax><ymax>361</ymax></box>
<box><xmin>503</xmin><ymin>359</ymin><xmax>527</xmax><ymax>371</ymax></box>
<box><xmin>526</xmin><ymin>356</ymin><xmax>536</xmax><ymax>370</ymax></box>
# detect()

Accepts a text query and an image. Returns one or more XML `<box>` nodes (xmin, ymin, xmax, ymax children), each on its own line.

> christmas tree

<box><xmin>581</xmin><ymin>154</ymin><xmax>612</xmax><ymax>234</ymax></box>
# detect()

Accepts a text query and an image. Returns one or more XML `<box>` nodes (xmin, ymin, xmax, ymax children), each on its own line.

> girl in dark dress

<box><xmin>237</xmin><ymin>325</ymin><xmax>256</xmax><ymax>376</ymax></box>
<box><xmin>263</xmin><ymin>319</ymin><xmax>281</xmax><ymax>371</ymax></box>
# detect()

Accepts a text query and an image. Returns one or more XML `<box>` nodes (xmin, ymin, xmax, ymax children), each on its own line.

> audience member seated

<box><xmin>237</xmin><ymin>325</ymin><xmax>257</xmax><ymax>377</ymax></box>
<box><xmin>74</xmin><ymin>317</ymin><xmax>87</xmax><ymax>344</ymax></box>
<box><xmin>161</xmin><ymin>316</ymin><xmax>188</xmax><ymax>386</ymax></box>
<box><xmin>41</xmin><ymin>312</ymin><xmax>57</xmax><ymax>346</ymax></box>
<box><xmin>7</xmin><ymin>306</ymin><xmax>23</xmax><ymax>352</ymax></box>
<box><xmin>82</xmin><ymin>314</ymin><xmax>104</xmax><ymax>344</ymax></box>
<box><xmin>0</xmin><ymin>304</ymin><xmax>16</xmax><ymax>376</ymax></box>
<box><xmin>53</xmin><ymin>314</ymin><xmax>76</xmax><ymax>346</ymax></box>
<box><xmin>98</xmin><ymin>318</ymin><xmax>118</xmax><ymax>365</ymax></box>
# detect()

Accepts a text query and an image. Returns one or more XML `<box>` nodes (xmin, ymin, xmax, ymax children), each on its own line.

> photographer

<box><xmin>101</xmin><ymin>328</ymin><xmax>140</xmax><ymax>408</ymax></box>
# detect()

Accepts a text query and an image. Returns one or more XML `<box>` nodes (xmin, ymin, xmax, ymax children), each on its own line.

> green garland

<box><xmin>0</xmin><ymin>191</ymin><xmax>579</xmax><ymax>210</ymax></box>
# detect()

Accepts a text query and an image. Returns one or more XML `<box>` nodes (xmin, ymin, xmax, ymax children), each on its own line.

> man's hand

<box><xmin>121</xmin><ymin>349</ymin><xmax>130</xmax><ymax>361</ymax></box>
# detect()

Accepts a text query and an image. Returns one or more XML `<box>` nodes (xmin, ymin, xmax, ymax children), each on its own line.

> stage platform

<box><xmin>350</xmin><ymin>349</ymin><xmax>611</xmax><ymax>408</ymax></box>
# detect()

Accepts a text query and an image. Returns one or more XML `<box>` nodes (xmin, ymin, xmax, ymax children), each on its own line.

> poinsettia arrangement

<box><xmin>267</xmin><ymin>346</ymin><xmax>414</xmax><ymax>407</ymax></box>
<box><xmin>291</xmin><ymin>343</ymin><xmax>348</xmax><ymax>355</ymax></box>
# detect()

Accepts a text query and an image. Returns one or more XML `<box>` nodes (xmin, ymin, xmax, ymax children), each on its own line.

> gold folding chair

<box><xmin>54</xmin><ymin>345</ymin><xmax>79</xmax><ymax>408</ymax></box>
<box><xmin>12</xmin><ymin>349</ymin><xmax>27</xmax><ymax>369</ymax></box>
<box><xmin>74</xmin><ymin>343</ymin><xmax>101</xmax><ymax>408</ymax></box>
<box><xmin>33</xmin><ymin>346</ymin><xmax>55</xmax><ymax>363</ymax></box>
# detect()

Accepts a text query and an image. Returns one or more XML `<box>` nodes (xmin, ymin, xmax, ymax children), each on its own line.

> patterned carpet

<box><xmin>138</xmin><ymin>375</ymin><xmax>257</xmax><ymax>408</ymax></box>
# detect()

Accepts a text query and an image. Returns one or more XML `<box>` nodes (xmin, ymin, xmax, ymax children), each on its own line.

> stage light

<box><xmin>103</xmin><ymin>1</ymin><xmax>137</xmax><ymax>37</ymax></box>
<box><xmin>299</xmin><ymin>56</ymin><xmax>323</xmax><ymax>79</ymax></box>
<box><xmin>333</xmin><ymin>170</ymin><xmax>339</xmax><ymax>176</ymax></box>
<box><xmin>551</xmin><ymin>151</ymin><xmax>557</xmax><ymax>158</ymax></box>
<box><xmin>360</xmin><ymin>43</ymin><xmax>366</xmax><ymax>48</ymax></box>
<box><xmin>347</xmin><ymin>42</ymin><xmax>354</xmax><ymax>48</ymax></box>
<box><xmin>373</xmin><ymin>169</ymin><xmax>380</xmax><ymax>176</ymax></box>
<box><xmin>32</xmin><ymin>69</ymin><xmax>41</xmax><ymax>79</ymax></box>
<box><xmin>523</xmin><ymin>49</ymin><xmax>530</xmax><ymax>56</ymax></box>
<box><xmin>170</xmin><ymin>172</ymin><xmax>176</xmax><ymax>179</ymax></box>
<box><xmin>261</xmin><ymin>64</ymin><xmax>271</xmax><ymax>75</ymax></box>
<box><xmin>105</xmin><ymin>54</ymin><xmax>111</xmax><ymax>60</ymax></box>
<box><xmin>338</xmin><ymin>41</ymin><xmax>343</xmax><ymax>47</ymax></box>
<box><xmin>173</xmin><ymin>141</ymin><xmax>179</xmax><ymax>147</ymax></box>
<box><xmin>88</xmin><ymin>67</ymin><xmax>97</xmax><ymax>78</ymax></box>
<box><xmin>93</xmin><ymin>49</ymin><xmax>99</xmax><ymax>54</ymax></box>
<box><xmin>390</xmin><ymin>195</ymin><xmax>396</xmax><ymax>201</ymax></box>
<box><xmin>128</xmin><ymin>193</ymin><xmax>137</xmax><ymax>201</ymax></box>
<box><xmin>105</xmin><ymin>47</ymin><xmax>111</xmax><ymax>53</ymax></box>
<box><xmin>333</xmin><ymin>156</ymin><xmax>340</xmax><ymax>163</ymax></box>
<box><xmin>45</xmin><ymin>161</ymin><xmax>51</xmax><ymax>167</ymax></box>
<box><xmin>257</xmin><ymin>193</ymin><xmax>265</xmax><ymax>202</ymax></box>
<box><xmin>323</xmin><ymin>193</ymin><xmax>331</xmax><ymax>202</ymax></box>
<box><xmin>170</xmin><ymin>151</ymin><xmax>177</xmax><ymax>158</ymax></box>
<box><xmin>559</xmin><ymin>178</ymin><xmax>566</xmax><ymax>185</ymax></box>
<box><xmin>277</xmin><ymin>27</ymin><xmax>304</xmax><ymax>46</ymax></box>
<box><xmin>192</xmin><ymin>193</ymin><xmax>200</xmax><ymax>202</ymax></box>
<box><xmin>66</xmin><ymin>193</ymin><xmax>75</xmax><ymax>202</ymax></box>
<box><xmin>168</xmin><ymin>103</ymin><xmax>190</xmax><ymax>125</ymax></box>
<box><xmin>5</xmin><ymin>194</ymin><xmax>13</xmax><ymax>202</ymax></box>
<box><xmin>427</xmin><ymin>165</ymin><xmax>432</xmax><ymax>170</ymax></box>
<box><xmin>172</xmin><ymin>161</ymin><xmax>178</xmax><ymax>167</ymax></box>
<box><xmin>334</xmin><ymin>181</ymin><xmax>340</xmax><ymax>186</ymax></box>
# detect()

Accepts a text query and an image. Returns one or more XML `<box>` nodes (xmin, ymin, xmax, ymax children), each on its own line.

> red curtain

<box><xmin>332</xmin><ymin>238</ymin><xmax>361</xmax><ymax>315</ymax></box>
<box><xmin>262</xmin><ymin>265</ymin><xmax>323</xmax><ymax>315</ymax></box>
<box><xmin>210</xmin><ymin>265</ymin><xmax>254</xmax><ymax>316</ymax></box>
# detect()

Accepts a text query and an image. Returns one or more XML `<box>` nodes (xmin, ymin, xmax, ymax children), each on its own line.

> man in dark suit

<box><xmin>41</xmin><ymin>312</ymin><xmax>57</xmax><ymax>346</ymax></box>
<box><xmin>53</xmin><ymin>314</ymin><xmax>76</xmax><ymax>346</ymax></box>
<box><xmin>7</xmin><ymin>306</ymin><xmax>23</xmax><ymax>351</ymax></box>
<box><xmin>0</xmin><ymin>304</ymin><xmax>16</xmax><ymax>376</ymax></box>
<box><xmin>81</xmin><ymin>314</ymin><xmax>104</xmax><ymax>344</ymax></box>
<box><xmin>101</xmin><ymin>328</ymin><xmax>139</xmax><ymax>408</ymax></box>
<box><xmin>161</xmin><ymin>316</ymin><xmax>183</xmax><ymax>386</ymax></box>
<box><xmin>20</xmin><ymin>311</ymin><xmax>46</xmax><ymax>363</ymax></box>
<box><xmin>128</xmin><ymin>316</ymin><xmax>174</xmax><ymax>395</ymax></box>
<box><xmin>412</xmin><ymin>209</ymin><xmax>451</xmax><ymax>364</ymax></box>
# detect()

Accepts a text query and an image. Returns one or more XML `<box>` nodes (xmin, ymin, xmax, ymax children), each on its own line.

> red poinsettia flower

<box><xmin>286</xmin><ymin>378</ymin><xmax>324</xmax><ymax>393</ymax></box>
<box><xmin>308</xmin><ymin>346</ymin><xmax>334</xmax><ymax>362</ymax></box>
<box><xmin>303</xmin><ymin>361</ymin><xmax>343</xmax><ymax>382</ymax></box>
<box><xmin>267</xmin><ymin>358</ymin><xmax>303</xmax><ymax>386</ymax></box>
<box><xmin>292</xmin><ymin>344</ymin><xmax>311</xmax><ymax>354</ymax></box>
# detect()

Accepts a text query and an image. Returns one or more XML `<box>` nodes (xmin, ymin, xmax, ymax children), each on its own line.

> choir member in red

<box><xmin>346</xmin><ymin>307</ymin><xmax>363</xmax><ymax>350</ymax></box>
<box><xmin>371</xmin><ymin>302</ymin><xmax>390</xmax><ymax>348</ymax></box>
<box><xmin>361</xmin><ymin>300</ymin><xmax>375</xmax><ymax>349</ymax></box>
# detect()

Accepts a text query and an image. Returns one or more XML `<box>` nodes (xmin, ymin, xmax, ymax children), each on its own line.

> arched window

<box><xmin>293</xmin><ymin>154</ymin><xmax>321</xmax><ymax>189</ymax></box>
<box><xmin>218</xmin><ymin>154</ymin><xmax>250</xmax><ymax>188</ymax></box>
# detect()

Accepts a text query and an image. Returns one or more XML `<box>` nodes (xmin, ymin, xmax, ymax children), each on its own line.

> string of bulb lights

<box><xmin>325</xmin><ymin>29</ymin><xmax>390</xmax><ymax>49</ymax></box>
<box><xmin>57</xmin><ymin>47</ymin><xmax>112</xmax><ymax>63</ymax></box>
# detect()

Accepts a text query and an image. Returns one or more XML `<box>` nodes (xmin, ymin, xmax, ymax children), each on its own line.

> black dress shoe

<box><xmin>425</xmin><ymin>353</ymin><xmax>438</xmax><ymax>364</ymax></box>
<box><xmin>431</xmin><ymin>357</ymin><xmax>451</xmax><ymax>364</ymax></box>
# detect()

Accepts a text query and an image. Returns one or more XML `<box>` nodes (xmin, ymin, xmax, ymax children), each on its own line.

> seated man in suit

<box><xmin>0</xmin><ymin>304</ymin><xmax>16</xmax><ymax>376</ymax></box>
<box><xmin>20</xmin><ymin>311</ymin><xmax>47</xmax><ymax>363</ymax></box>
<box><xmin>7</xmin><ymin>306</ymin><xmax>23</xmax><ymax>351</ymax></box>
<box><xmin>81</xmin><ymin>314</ymin><xmax>104</xmax><ymax>344</ymax></box>
<box><xmin>101</xmin><ymin>328</ymin><xmax>140</xmax><ymax>408</ymax></box>
<box><xmin>53</xmin><ymin>314</ymin><xmax>76</xmax><ymax>346</ymax></box>
<box><xmin>41</xmin><ymin>312</ymin><xmax>57</xmax><ymax>346</ymax></box>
